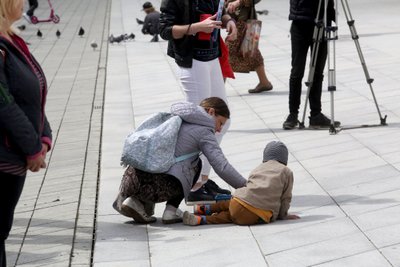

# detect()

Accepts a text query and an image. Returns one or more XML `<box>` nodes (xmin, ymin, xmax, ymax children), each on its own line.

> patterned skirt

<box><xmin>227</xmin><ymin>20</ymin><xmax>264</xmax><ymax>73</ymax></box>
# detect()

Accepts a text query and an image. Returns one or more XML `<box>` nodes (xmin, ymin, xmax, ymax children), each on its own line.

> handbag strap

<box><xmin>249</xmin><ymin>0</ymin><xmax>257</xmax><ymax>20</ymax></box>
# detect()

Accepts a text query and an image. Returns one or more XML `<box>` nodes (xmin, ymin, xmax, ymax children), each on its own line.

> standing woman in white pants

<box><xmin>159</xmin><ymin>0</ymin><xmax>237</xmax><ymax>194</ymax></box>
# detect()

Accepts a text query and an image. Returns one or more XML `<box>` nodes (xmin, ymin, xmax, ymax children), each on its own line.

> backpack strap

<box><xmin>175</xmin><ymin>151</ymin><xmax>199</xmax><ymax>163</ymax></box>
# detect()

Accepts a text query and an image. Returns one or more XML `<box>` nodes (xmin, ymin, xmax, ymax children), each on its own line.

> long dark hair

<box><xmin>200</xmin><ymin>97</ymin><xmax>230</xmax><ymax>119</ymax></box>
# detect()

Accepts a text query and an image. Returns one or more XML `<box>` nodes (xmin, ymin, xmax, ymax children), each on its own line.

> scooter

<box><xmin>30</xmin><ymin>0</ymin><xmax>60</xmax><ymax>24</ymax></box>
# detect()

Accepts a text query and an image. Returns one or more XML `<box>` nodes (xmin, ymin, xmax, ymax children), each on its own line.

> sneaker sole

<box><xmin>121</xmin><ymin>204</ymin><xmax>156</xmax><ymax>224</ymax></box>
<box><xmin>308</xmin><ymin>125</ymin><xmax>330</xmax><ymax>129</ymax></box>
<box><xmin>185</xmin><ymin>199</ymin><xmax>216</xmax><ymax>206</ymax></box>
<box><xmin>112</xmin><ymin>199</ymin><xmax>131</xmax><ymax>218</ymax></box>
<box><xmin>309</xmin><ymin>123</ymin><xmax>341</xmax><ymax>130</ymax></box>
<box><xmin>283</xmin><ymin>122</ymin><xmax>299</xmax><ymax>130</ymax></box>
<box><xmin>162</xmin><ymin>217</ymin><xmax>183</xmax><ymax>224</ymax></box>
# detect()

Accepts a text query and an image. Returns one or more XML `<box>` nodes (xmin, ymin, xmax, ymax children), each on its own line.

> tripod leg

<box><xmin>327</xmin><ymin>23</ymin><xmax>338</xmax><ymax>134</ymax></box>
<box><xmin>340</xmin><ymin>0</ymin><xmax>387</xmax><ymax>125</ymax></box>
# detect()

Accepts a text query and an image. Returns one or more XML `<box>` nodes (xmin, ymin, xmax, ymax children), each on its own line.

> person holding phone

<box><xmin>159</xmin><ymin>0</ymin><xmax>238</xmax><ymax>202</ymax></box>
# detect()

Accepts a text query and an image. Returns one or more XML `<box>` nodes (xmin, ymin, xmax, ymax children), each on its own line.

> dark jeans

<box><xmin>0</xmin><ymin>172</ymin><xmax>26</xmax><ymax>267</ymax></box>
<box><xmin>26</xmin><ymin>0</ymin><xmax>39</xmax><ymax>16</ymax></box>
<box><xmin>289</xmin><ymin>20</ymin><xmax>328</xmax><ymax>117</ymax></box>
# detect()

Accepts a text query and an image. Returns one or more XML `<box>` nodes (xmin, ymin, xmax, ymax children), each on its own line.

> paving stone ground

<box><xmin>6</xmin><ymin>0</ymin><xmax>400</xmax><ymax>266</ymax></box>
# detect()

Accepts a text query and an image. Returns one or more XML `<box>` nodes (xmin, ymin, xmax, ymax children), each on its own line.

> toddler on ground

<box><xmin>183</xmin><ymin>141</ymin><xmax>300</xmax><ymax>226</ymax></box>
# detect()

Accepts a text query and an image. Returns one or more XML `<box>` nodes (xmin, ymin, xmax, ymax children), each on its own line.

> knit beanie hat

<box><xmin>263</xmin><ymin>141</ymin><xmax>288</xmax><ymax>165</ymax></box>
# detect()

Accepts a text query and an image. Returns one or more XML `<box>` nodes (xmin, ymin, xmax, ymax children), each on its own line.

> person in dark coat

<box><xmin>283</xmin><ymin>0</ymin><xmax>340</xmax><ymax>130</ymax></box>
<box><xmin>141</xmin><ymin>2</ymin><xmax>161</xmax><ymax>42</ymax></box>
<box><xmin>0</xmin><ymin>0</ymin><xmax>52</xmax><ymax>266</ymax></box>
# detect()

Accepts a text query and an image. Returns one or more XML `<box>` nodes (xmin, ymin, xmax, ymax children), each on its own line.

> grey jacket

<box><xmin>166</xmin><ymin>102</ymin><xmax>247</xmax><ymax>198</ymax></box>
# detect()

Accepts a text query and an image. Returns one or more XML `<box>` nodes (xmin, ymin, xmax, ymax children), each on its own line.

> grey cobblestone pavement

<box><xmin>6</xmin><ymin>0</ymin><xmax>400</xmax><ymax>266</ymax></box>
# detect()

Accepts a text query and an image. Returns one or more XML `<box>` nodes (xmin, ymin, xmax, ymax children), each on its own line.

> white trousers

<box><xmin>178</xmin><ymin>58</ymin><xmax>230</xmax><ymax>177</ymax></box>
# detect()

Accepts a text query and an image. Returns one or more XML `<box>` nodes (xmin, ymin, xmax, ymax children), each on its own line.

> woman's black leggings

<box><xmin>27</xmin><ymin>0</ymin><xmax>39</xmax><ymax>16</ymax></box>
<box><xmin>0</xmin><ymin>172</ymin><xmax>26</xmax><ymax>267</ymax></box>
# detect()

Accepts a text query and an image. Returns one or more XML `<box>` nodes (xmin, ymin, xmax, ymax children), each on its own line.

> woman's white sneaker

<box><xmin>162</xmin><ymin>205</ymin><xmax>183</xmax><ymax>224</ymax></box>
<box><xmin>121</xmin><ymin>197</ymin><xmax>156</xmax><ymax>224</ymax></box>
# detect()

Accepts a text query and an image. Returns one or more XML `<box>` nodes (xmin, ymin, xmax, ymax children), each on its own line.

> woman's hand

<box><xmin>27</xmin><ymin>156</ymin><xmax>45</xmax><ymax>172</ymax></box>
<box><xmin>27</xmin><ymin>143</ymin><xmax>48</xmax><ymax>172</ymax></box>
<box><xmin>227</xmin><ymin>0</ymin><xmax>241</xmax><ymax>14</ymax></box>
<box><xmin>225</xmin><ymin>20</ymin><xmax>237</xmax><ymax>42</ymax></box>
<box><xmin>40</xmin><ymin>143</ymin><xmax>49</xmax><ymax>168</ymax></box>
<box><xmin>196</xmin><ymin>13</ymin><xmax>222</xmax><ymax>33</ymax></box>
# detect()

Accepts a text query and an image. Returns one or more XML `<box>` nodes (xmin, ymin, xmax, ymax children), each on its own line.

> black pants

<box><xmin>27</xmin><ymin>0</ymin><xmax>39</xmax><ymax>16</ymax></box>
<box><xmin>289</xmin><ymin>20</ymin><xmax>328</xmax><ymax>117</ymax></box>
<box><xmin>0</xmin><ymin>172</ymin><xmax>26</xmax><ymax>267</ymax></box>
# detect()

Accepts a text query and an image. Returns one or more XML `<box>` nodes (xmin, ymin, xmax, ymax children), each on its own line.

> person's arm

<box><xmin>221</xmin><ymin>14</ymin><xmax>237</xmax><ymax>41</ymax></box>
<box><xmin>172</xmin><ymin>13</ymin><xmax>222</xmax><ymax>39</ymax></box>
<box><xmin>226</xmin><ymin>0</ymin><xmax>241</xmax><ymax>14</ymax></box>
<box><xmin>199</xmin><ymin>129</ymin><xmax>247</xmax><ymax>188</ymax></box>
<box><xmin>159</xmin><ymin>0</ymin><xmax>179</xmax><ymax>40</ymax></box>
<box><xmin>41</xmin><ymin>115</ymin><xmax>52</xmax><ymax>151</ymax></box>
<box><xmin>0</xmin><ymin>48</ymin><xmax>45</xmax><ymax>170</ymax></box>
<box><xmin>226</xmin><ymin>0</ymin><xmax>252</xmax><ymax>15</ymax></box>
<box><xmin>142</xmin><ymin>15</ymin><xmax>150</xmax><ymax>34</ymax></box>
<box><xmin>277</xmin><ymin>169</ymin><xmax>295</xmax><ymax>219</ymax></box>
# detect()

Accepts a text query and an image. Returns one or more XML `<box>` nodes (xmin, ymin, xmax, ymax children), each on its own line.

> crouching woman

<box><xmin>113</xmin><ymin>97</ymin><xmax>246</xmax><ymax>224</ymax></box>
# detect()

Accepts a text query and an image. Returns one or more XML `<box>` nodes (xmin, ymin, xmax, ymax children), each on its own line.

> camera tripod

<box><xmin>299</xmin><ymin>0</ymin><xmax>387</xmax><ymax>134</ymax></box>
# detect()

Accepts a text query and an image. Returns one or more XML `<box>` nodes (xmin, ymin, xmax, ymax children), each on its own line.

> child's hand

<box><xmin>285</xmin><ymin>214</ymin><xmax>300</xmax><ymax>220</ymax></box>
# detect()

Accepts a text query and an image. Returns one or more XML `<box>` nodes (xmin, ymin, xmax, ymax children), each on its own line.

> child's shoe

<box><xmin>183</xmin><ymin>211</ymin><xmax>202</xmax><ymax>226</ymax></box>
<box><xmin>194</xmin><ymin>204</ymin><xmax>211</xmax><ymax>215</ymax></box>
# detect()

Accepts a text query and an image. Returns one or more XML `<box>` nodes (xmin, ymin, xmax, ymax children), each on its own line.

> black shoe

<box><xmin>283</xmin><ymin>113</ymin><xmax>299</xmax><ymax>130</ymax></box>
<box><xmin>204</xmin><ymin>179</ymin><xmax>231</xmax><ymax>195</ymax></box>
<box><xmin>150</xmin><ymin>34</ymin><xmax>159</xmax><ymax>42</ymax></box>
<box><xmin>309</xmin><ymin>113</ymin><xmax>341</xmax><ymax>129</ymax></box>
<box><xmin>186</xmin><ymin>187</ymin><xmax>216</xmax><ymax>206</ymax></box>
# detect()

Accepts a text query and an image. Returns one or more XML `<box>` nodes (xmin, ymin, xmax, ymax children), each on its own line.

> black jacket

<box><xmin>289</xmin><ymin>0</ymin><xmax>335</xmax><ymax>23</ymax></box>
<box><xmin>0</xmin><ymin>35</ymin><xmax>52</xmax><ymax>166</ymax></box>
<box><xmin>159</xmin><ymin>0</ymin><xmax>224</xmax><ymax>68</ymax></box>
<box><xmin>159</xmin><ymin>0</ymin><xmax>196</xmax><ymax>68</ymax></box>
